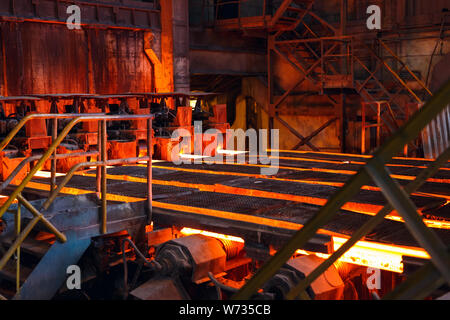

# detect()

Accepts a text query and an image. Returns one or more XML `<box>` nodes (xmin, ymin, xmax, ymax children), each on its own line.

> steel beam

<box><xmin>365</xmin><ymin>160</ymin><xmax>450</xmax><ymax>284</ymax></box>
<box><xmin>232</xmin><ymin>80</ymin><xmax>450</xmax><ymax>300</ymax></box>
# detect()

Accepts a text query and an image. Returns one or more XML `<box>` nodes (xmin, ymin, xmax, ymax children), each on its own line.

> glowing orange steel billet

<box><xmin>80</xmin><ymin>171</ymin><xmax>385</xmax><ymax>215</ymax></box>
<box><xmin>24</xmin><ymin>181</ymin><xmax>92</xmax><ymax>195</ymax></box>
<box><xmin>179</xmin><ymin>227</ymin><xmax>430</xmax><ymax>273</ymax></box>
<box><xmin>74</xmin><ymin>170</ymin><xmax>450</xmax><ymax>229</ymax></box>
<box><xmin>180</xmin><ymin>227</ymin><xmax>245</xmax><ymax>243</ymax></box>
<box><xmin>152</xmin><ymin>200</ymin><xmax>334</xmax><ymax>235</ymax></box>
<box><xmin>20</xmin><ymin>181</ymin><xmax>146</xmax><ymax>202</ymax></box>
<box><xmin>247</xmin><ymin>155</ymin><xmax>450</xmax><ymax>178</ymax></box>
<box><xmin>269</xmin><ymin>149</ymin><xmax>450</xmax><ymax>164</ymax></box>
<box><xmin>193</xmin><ymin>159</ymin><xmax>450</xmax><ymax>184</ymax></box>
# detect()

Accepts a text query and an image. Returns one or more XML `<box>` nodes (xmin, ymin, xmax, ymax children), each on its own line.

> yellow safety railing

<box><xmin>233</xmin><ymin>80</ymin><xmax>450</xmax><ymax>300</ymax></box>
<box><xmin>0</xmin><ymin>113</ymin><xmax>154</xmax><ymax>291</ymax></box>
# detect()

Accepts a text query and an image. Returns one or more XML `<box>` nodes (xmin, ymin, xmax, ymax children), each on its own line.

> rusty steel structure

<box><xmin>211</xmin><ymin>0</ymin><xmax>436</xmax><ymax>156</ymax></box>
<box><xmin>0</xmin><ymin>0</ymin><xmax>448</xmax><ymax>302</ymax></box>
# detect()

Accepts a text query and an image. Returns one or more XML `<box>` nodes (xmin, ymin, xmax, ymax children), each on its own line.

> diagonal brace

<box><xmin>231</xmin><ymin>81</ymin><xmax>450</xmax><ymax>300</ymax></box>
<box><xmin>383</xmin><ymin>257</ymin><xmax>447</xmax><ymax>300</ymax></box>
<box><xmin>285</xmin><ymin>146</ymin><xmax>450</xmax><ymax>299</ymax></box>
<box><xmin>293</xmin><ymin>117</ymin><xmax>337</xmax><ymax>150</ymax></box>
<box><xmin>365</xmin><ymin>160</ymin><xmax>450</xmax><ymax>285</ymax></box>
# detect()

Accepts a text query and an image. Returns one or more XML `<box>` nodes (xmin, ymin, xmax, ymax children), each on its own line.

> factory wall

<box><xmin>237</xmin><ymin>0</ymin><xmax>450</xmax><ymax>152</ymax></box>
<box><xmin>0</xmin><ymin>22</ymin><xmax>155</xmax><ymax>98</ymax></box>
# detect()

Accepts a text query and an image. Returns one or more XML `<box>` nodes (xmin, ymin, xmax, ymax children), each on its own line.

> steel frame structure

<box><xmin>213</xmin><ymin>0</ymin><xmax>434</xmax><ymax>154</ymax></box>
<box><xmin>232</xmin><ymin>80</ymin><xmax>450</xmax><ymax>300</ymax></box>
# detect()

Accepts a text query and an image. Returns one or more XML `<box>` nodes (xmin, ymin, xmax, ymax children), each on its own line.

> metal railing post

<box><xmin>101</xmin><ymin>119</ymin><xmax>107</xmax><ymax>234</ymax></box>
<box><xmin>361</xmin><ymin>102</ymin><xmax>366</xmax><ymax>154</ymax></box>
<box><xmin>0</xmin><ymin>113</ymin><xmax>154</xmax><ymax>276</ymax></box>
<box><xmin>147</xmin><ymin>118</ymin><xmax>153</xmax><ymax>225</ymax></box>
<box><xmin>0</xmin><ymin>216</ymin><xmax>41</xmax><ymax>270</ymax></box>
<box><xmin>50</xmin><ymin>118</ymin><xmax>57</xmax><ymax>192</ymax></box>
<box><xmin>96</xmin><ymin>120</ymin><xmax>102</xmax><ymax>199</ymax></box>
<box><xmin>15</xmin><ymin>203</ymin><xmax>21</xmax><ymax>295</ymax></box>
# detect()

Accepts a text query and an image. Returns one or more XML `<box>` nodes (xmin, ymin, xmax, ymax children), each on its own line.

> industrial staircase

<box><xmin>269</xmin><ymin>0</ymin><xmax>315</xmax><ymax>31</ymax></box>
<box><xmin>0</xmin><ymin>221</ymin><xmax>91</xmax><ymax>300</ymax></box>
<box><xmin>0</xmin><ymin>234</ymin><xmax>49</xmax><ymax>295</ymax></box>
<box><xmin>214</xmin><ymin>0</ymin><xmax>434</xmax><ymax>154</ymax></box>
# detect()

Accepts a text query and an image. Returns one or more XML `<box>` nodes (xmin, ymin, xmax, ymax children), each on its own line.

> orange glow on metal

<box><xmin>216</xmin><ymin>148</ymin><xmax>248</xmax><ymax>155</ymax></box>
<box><xmin>154</xmin><ymin>201</ymin><xmax>326</xmax><ymax>233</ymax></box>
<box><xmin>180</xmin><ymin>227</ymin><xmax>245</xmax><ymax>243</ymax></box>
<box><xmin>196</xmin><ymin>158</ymin><xmax>450</xmax><ymax>184</ymax></box>
<box><xmin>24</xmin><ymin>181</ymin><xmax>93</xmax><ymax>195</ymax></box>
<box><xmin>94</xmin><ymin>176</ymin><xmax>450</xmax><ymax>230</ymax></box>
<box><xmin>246</xmin><ymin>155</ymin><xmax>450</xmax><ymax>183</ymax></box>
<box><xmin>80</xmin><ymin>171</ymin><xmax>387</xmax><ymax>214</ymax></box>
<box><xmin>16</xmin><ymin>177</ymin><xmax>322</xmax><ymax>232</ymax></box>
<box><xmin>34</xmin><ymin>171</ymin><xmax>65</xmax><ymax>178</ymax></box>
<box><xmin>154</xmin><ymin>155</ymin><xmax>360</xmax><ymax>177</ymax></box>
<box><xmin>18</xmin><ymin>169</ymin><xmax>450</xmax><ymax>230</ymax></box>
<box><xmin>16</xmin><ymin>168</ymin><xmax>447</xmax><ymax>271</ymax></box>
<box><xmin>180</xmin><ymin>227</ymin><xmax>430</xmax><ymax>273</ymax></box>
<box><xmin>151</xmin><ymin>163</ymin><xmax>450</xmax><ymax>199</ymax></box>
<box><xmin>18</xmin><ymin>181</ymin><xmax>145</xmax><ymax>202</ymax></box>
<box><xmin>70</xmin><ymin>170</ymin><xmax>450</xmax><ymax>230</ymax></box>
<box><xmin>179</xmin><ymin>154</ymin><xmax>209</xmax><ymax>160</ymax></box>
<box><xmin>269</xmin><ymin>149</ymin><xmax>450</xmax><ymax>168</ymax></box>
<box><xmin>331</xmin><ymin>236</ymin><xmax>429</xmax><ymax>273</ymax></box>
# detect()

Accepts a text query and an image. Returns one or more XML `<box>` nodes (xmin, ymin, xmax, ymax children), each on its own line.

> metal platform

<box><xmin>21</xmin><ymin>150</ymin><xmax>450</xmax><ymax>255</ymax></box>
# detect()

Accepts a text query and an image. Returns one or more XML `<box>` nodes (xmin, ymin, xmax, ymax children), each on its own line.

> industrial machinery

<box><xmin>0</xmin><ymin>88</ymin><xmax>449</xmax><ymax>300</ymax></box>
<box><xmin>0</xmin><ymin>0</ymin><xmax>449</xmax><ymax>302</ymax></box>
<box><xmin>0</xmin><ymin>92</ymin><xmax>227</xmax><ymax>176</ymax></box>
<box><xmin>0</xmin><ymin>133</ymin><xmax>449</xmax><ymax>300</ymax></box>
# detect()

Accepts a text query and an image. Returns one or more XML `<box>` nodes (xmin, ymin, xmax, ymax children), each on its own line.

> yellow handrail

<box><xmin>41</xmin><ymin>156</ymin><xmax>150</xmax><ymax>212</ymax></box>
<box><xmin>0</xmin><ymin>113</ymin><xmax>103</xmax><ymax>154</ymax></box>
<box><xmin>0</xmin><ymin>113</ymin><xmax>153</xmax><ymax>279</ymax></box>
<box><xmin>0</xmin><ymin>114</ymin><xmax>153</xmax><ymax>220</ymax></box>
